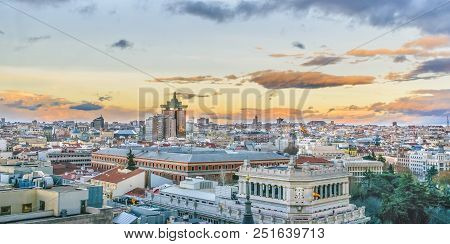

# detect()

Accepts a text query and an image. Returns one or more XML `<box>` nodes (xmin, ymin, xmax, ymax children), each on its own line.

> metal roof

<box><xmin>112</xmin><ymin>212</ymin><xmax>138</xmax><ymax>224</ymax></box>
<box><xmin>95</xmin><ymin>147</ymin><xmax>288</xmax><ymax>163</ymax></box>
<box><xmin>161</xmin><ymin>186</ymin><xmax>216</xmax><ymax>202</ymax></box>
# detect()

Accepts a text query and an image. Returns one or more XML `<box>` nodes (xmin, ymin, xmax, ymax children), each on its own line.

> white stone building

<box><xmin>397</xmin><ymin>149</ymin><xmax>449</xmax><ymax>180</ymax></box>
<box><xmin>144</xmin><ymin>158</ymin><xmax>369</xmax><ymax>224</ymax></box>
<box><xmin>341</xmin><ymin>158</ymin><xmax>384</xmax><ymax>182</ymax></box>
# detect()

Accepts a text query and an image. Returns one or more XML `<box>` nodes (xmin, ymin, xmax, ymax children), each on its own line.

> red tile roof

<box><xmin>91</xmin><ymin>167</ymin><xmax>145</xmax><ymax>184</ymax></box>
<box><xmin>296</xmin><ymin>156</ymin><xmax>331</xmax><ymax>165</ymax></box>
<box><xmin>125</xmin><ymin>188</ymin><xmax>146</xmax><ymax>198</ymax></box>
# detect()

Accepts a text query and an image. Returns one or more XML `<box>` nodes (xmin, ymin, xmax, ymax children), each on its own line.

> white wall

<box><xmin>114</xmin><ymin>172</ymin><xmax>146</xmax><ymax>197</ymax></box>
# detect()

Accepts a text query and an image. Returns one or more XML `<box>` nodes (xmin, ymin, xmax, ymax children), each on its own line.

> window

<box><xmin>80</xmin><ymin>200</ymin><xmax>87</xmax><ymax>214</ymax></box>
<box><xmin>39</xmin><ymin>201</ymin><xmax>46</xmax><ymax>211</ymax></box>
<box><xmin>22</xmin><ymin>203</ymin><xmax>32</xmax><ymax>213</ymax></box>
<box><xmin>1</xmin><ymin>206</ymin><xmax>11</xmax><ymax>216</ymax></box>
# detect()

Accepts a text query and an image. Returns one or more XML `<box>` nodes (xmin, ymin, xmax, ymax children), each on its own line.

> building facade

<box><xmin>341</xmin><ymin>159</ymin><xmax>384</xmax><ymax>183</ymax></box>
<box><xmin>144</xmin><ymin>158</ymin><xmax>369</xmax><ymax>224</ymax></box>
<box><xmin>397</xmin><ymin>149</ymin><xmax>449</xmax><ymax>179</ymax></box>
<box><xmin>90</xmin><ymin>167</ymin><xmax>146</xmax><ymax>199</ymax></box>
<box><xmin>160</xmin><ymin>92</ymin><xmax>187</xmax><ymax>139</ymax></box>
<box><xmin>91</xmin><ymin>116</ymin><xmax>105</xmax><ymax>130</ymax></box>
<box><xmin>91</xmin><ymin>147</ymin><xmax>289</xmax><ymax>183</ymax></box>
<box><xmin>0</xmin><ymin>186</ymin><xmax>112</xmax><ymax>224</ymax></box>
<box><xmin>39</xmin><ymin>149</ymin><xmax>91</xmax><ymax>167</ymax></box>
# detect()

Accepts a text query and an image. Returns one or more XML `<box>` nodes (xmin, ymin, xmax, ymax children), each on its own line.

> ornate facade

<box><xmin>236</xmin><ymin>158</ymin><xmax>370</xmax><ymax>223</ymax></box>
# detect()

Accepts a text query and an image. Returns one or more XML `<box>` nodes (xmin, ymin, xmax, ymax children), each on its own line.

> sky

<box><xmin>0</xmin><ymin>0</ymin><xmax>450</xmax><ymax>125</ymax></box>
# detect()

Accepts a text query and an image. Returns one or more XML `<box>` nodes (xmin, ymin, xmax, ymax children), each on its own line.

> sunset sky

<box><xmin>1</xmin><ymin>0</ymin><xmax>450</xmax><ymax>125</ymax></box>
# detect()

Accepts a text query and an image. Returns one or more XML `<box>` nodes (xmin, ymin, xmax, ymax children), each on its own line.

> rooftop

<box><xmin>160</xmin><ymin>186</ymin><xmax>216</xmax><ymax>202</ymax></box>
<box><xmin>94</xmin><ymin>147</ymin><xmax>288</xmax><ymax>163</ymax></box>
<box><xmin>91</xmin><ymin>167</ymin><xmax>145</xmax><ymax>184</ymax></box>
<box><xmin>296</xmin><ymin>156</ymin><xmax>331</xmax><ymax>165</ymax></box>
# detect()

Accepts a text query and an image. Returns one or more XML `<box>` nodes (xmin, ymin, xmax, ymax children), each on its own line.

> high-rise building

<box><xmin>164</xmin><ymin>115</ymin><xmax>177</xmax><ymax>138</ymax></box>
<box><xmin>0</xmin><ymin>118</ymin><xmax>5</xmax><ymax>125</ymax></box>
<box><xmin>197</xmin><ymin>117</ymin><xmax>209</xmax><ymax>126</ymax></box>
<box><xmin>186</xmin><ymin>118</ymin><xmax>194</xmax><ymax>134</ymax></box>
<box><xmin>155</xmin><ymin>114</ymin><xmax>165</xmax><ymax>141</ymax></box>
<box><xmin>252</xmin><ymin>115</ymin><xmax>259</xmax><ymax>125</ymax></box>
<box><xmin>160</xmin><ymin>92</ymin><xmax>187</xmax><ymax>138</ymax></box>
<box><xmin>276</xmin><ymin>117</ymin><xmax>284</xmax><ymax>125</ymax></box>
<box><xmin>43</xmin><ymin>126</ymin><xmax>54</xmax><ymax>142</ymax></box>
<box><xmin>91</xmin><ymin>115</ymin><xmax>105</xmax><ymax>130</ymax></box>
<box><xmin>145</xmin><ymin>115</ymin><xmax>155</xmax><ymax>142</ymax></box>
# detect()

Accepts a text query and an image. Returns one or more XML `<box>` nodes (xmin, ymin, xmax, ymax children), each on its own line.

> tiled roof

<box><xmin>91</xmin><ymin>167</ymin><xmax>145</xmax><ymax>184</ymax></box>
<box><xmin>296</xmin><ymin>156</ymin><xmax>331</xmax><ymax>164</ymax></box>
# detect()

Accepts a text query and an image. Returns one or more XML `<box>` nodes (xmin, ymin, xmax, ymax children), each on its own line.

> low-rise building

<box><xmin>0</xmin><ymin>185</ymin><xmax>112</xmax><ymax>224</ymax></box>
<box><xmin>341</xmin><ymin>158</ymin><xmax>384</xmax><ymax>183</ymax></box>
<box><xmin>397</xmin><ymin>149</ymin><xmax>449</xmax><ymax>180</ymax></box>
<box><xmin>90</xmin><ymin>167</ymin><xmax>146</xmax><ymax>199</ymax></box>
<box><xmin>39</xmin><ymin>149</ymin><xmax>91</xmax><ymax>167</ymax></box>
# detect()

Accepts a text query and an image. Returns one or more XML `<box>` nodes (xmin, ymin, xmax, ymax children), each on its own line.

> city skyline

<box><xmin>1</xmin><ymin>0</ymin><xmax>450</xmax><ymax>125</ymax></box>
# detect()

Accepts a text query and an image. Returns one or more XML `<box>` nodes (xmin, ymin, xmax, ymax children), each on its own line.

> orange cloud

<box><xmin>268</xmin><ymin>53</ymin><xmax>303</xmax><ymax>58</ymax></box>
<box><xmin>152</xmin><ymin>75</ymin><xmax>223</xmax><ymax>84</ymax></box>
<box><xmin>347</xmin><ymin>35</ymin><xmax>450</xmax><ymax>57</ymax></box>
<box><xmin>248</xmin><ymin>70</ymin><xmax>375</xmax><ymax>89</ymax></box>
<box><xmin>0</xmin><ymin>90</ymin><xmax>139</xmax><ymax>122</ymax></box>
<box><xmin>403</xmin><ymin>35</ymin><xmax>450</xmax><ymax>49</ymax></box>
<box><xmin>347</xmin><ymin>48</ymin><xmax>417</xmax><ymax>57</ymax></box>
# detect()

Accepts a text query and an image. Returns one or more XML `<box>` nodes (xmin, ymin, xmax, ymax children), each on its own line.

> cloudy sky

<box><xmin>1</xmin><ymin>0</ymin><xmax>450</xmax><ymax>124</ymax></box>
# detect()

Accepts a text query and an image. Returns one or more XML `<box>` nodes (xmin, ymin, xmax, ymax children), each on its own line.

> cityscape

<box><xmin>0</xmin><ymin>93</ymin><xmax>448</xmax><ymax>224</ymax></box>
<box><xmin>0</xmin><ymin>0</ymin><xmax>449</xmax><ymax>227</ymax></box>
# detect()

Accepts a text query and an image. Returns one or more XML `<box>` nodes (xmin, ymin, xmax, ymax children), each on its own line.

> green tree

<box><xmin>426</xmin><ymin>166</ymin><xmax>438</xmax><ymax>186</ymax></box>
<box><xmin>126</xmin><ymin>149</ymin><xmax>138</xmax><ymax>170</ymax></box>
<box><xmin>435</xmin><ymin>171</ymin><xmax>450</xmax><ymax>186</ymax></box>
<box><xmin>283</xmin><ymin>144</ymin><xmax>299</xmax><ymax>155</ymax></box>
<box><xmin>387</xmin><ymin>164</ymin><xmax>395</xmax><ymax>174</ymax></box>
<box><xmin>352</xmin><ymin>171</ymin><xmax>449</xmax><ymax>224</ymax></box>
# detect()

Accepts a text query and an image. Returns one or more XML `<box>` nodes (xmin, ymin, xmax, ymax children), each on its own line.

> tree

<box><xmin>435</xmin><ymin>171</ymin><xmax>450</xmax><ymax>186</ymax></box>
<box><xmin>363</xmin><ymin>151</ymin><xmax>377</xmax><ymax>161</ymax></box>
<box><xmin>380</xmin><ymin>174</ymin><xmax>430</xmax><ymax>223</ymax></box>
<box><xmin>283</xmin><ymin>144</ymin><xmax>299</xmax><ymax>155</ymax></box>
<box><xmin>351</xmin><ymin>171</ymin><xmax>449</xmax><ymax>224</ymax></box>
<box><xmin>126</xmin><ymin>149</ymin><xmax>138</xmax><ymax>170</ymax></box>
<box><xmin>426</xmin><ymin>166</ymin><xmax>438</xmax><ymax>185</ymax></box>
<box><xmin>387</xmin><ymin>164</ymin><xmax>395</xmax><ymax>174</ymax></box>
